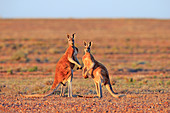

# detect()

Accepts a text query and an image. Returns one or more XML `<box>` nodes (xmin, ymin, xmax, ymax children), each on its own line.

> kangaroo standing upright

<box><xmin>82</xmin><ymin>41</ymin><xmax>125</xmax><ymax>98</ymax></box>
<box><xmin>22</xmin><ymin>33</ymin><xmax>82</xmax><ymax>98</ymax></box>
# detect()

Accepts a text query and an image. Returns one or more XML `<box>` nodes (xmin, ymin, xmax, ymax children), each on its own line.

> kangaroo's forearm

<box><xmin>82</xmin><ymin>67</ymin><xmax>87</xmax><ymax>74</ymax></box>
<box><xmin>68</xmin><ymin>57</ymin><xmax>81</xmax><ymax>67</ymax></box>
<box><xmin>75</xmin><ymin>57</ymin><xmax>80</xmax><ymax>65</ymax></box>
<box><xmin>86</xmin><ymin>63</ymin><xmax>95</xmax><ymax>74</ymax></box>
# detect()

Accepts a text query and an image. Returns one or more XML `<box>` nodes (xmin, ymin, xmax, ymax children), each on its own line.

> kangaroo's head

<box><xmin>67</xmin><ymin>33</ymin><xmax>75</xmax><ymax>46</ymax></box>
<box><xmin>83</xmin><ymin>41</ymin><xmax>92</xmax><ymax>53</ymax></box>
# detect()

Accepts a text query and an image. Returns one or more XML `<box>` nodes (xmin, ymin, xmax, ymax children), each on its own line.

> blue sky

<box><xmin>0</xmin><ymin>0</ymin><xmax>170</xmax><ymax>19</ymax></box>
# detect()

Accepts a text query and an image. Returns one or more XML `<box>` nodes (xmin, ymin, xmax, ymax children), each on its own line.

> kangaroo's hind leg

<box><xmin>60</xmin><ymin>84</ymin><xmax>66</xmax><ymax>97</ymax></box>
<box><xmin>93</xmin><ymin>71</ymin><xmax>103</xmax><ymax>98</ymax></box>
<box><xmin>98</xmin><ymin>81</ymin><xmax>102</xmax><ymax>98</ymax></box>
<box><xmin>67</xmin><ymin>69</ymin><xmax>73</xmax><ymax>97</ymax></box>
<box><xmin>94</xmin><ymin>81</ymin><xmax>99</xmax><ymax>97</ymax></box>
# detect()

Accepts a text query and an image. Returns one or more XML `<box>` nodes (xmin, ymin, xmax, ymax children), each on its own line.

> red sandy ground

<box><xmin>0</xmin><ymin>19</ymin><xmax>169</xmax><ymax>112</ymax></box>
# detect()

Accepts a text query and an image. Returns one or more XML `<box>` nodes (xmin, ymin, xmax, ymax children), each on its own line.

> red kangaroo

<box><xmin>82</xmin><ymin>41</ymin><xmax>125</xmax><ymax>98</ymax></box>
<box><xmin>22</xmin><ymin>33</ymin><xmax>82</xmax><ymax>98</ymax></box>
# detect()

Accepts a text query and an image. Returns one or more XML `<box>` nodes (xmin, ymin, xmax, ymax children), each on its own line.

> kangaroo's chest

<box><xmin>73</xmin><ymin>48</ymin><xmax>78</xmax><ymax>57</ymax></box>
<box><xmin>70</xmin><ymin>47</ymin><xmax>78</xmax><ymax>68</ymax></box>
<box><xmin>83</xmin><ymin>56</ymin><xmax>93</xmax><ymax>68</ymax></box>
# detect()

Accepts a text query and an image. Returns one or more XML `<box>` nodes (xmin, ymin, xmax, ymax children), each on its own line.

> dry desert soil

<box><xmin>0</xmin><ymin>19</ymin><xmax>169</xmax><ymax>112</ymax></box>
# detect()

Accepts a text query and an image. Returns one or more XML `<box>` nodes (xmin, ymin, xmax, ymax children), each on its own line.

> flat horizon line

<box><xmin>0</xmin><ymin>17</ymin><xmax>170</xmax><ymax>20</ymax></box>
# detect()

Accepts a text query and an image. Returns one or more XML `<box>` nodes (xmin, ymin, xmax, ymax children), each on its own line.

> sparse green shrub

<box><xmin>143</xmin><ymin>80</ymin><xmax>148</xmax><ymax>84</ymax></box>
<box><xmin>160</xmin><ymin>80</ymin><xmax>164</xmax><ymax>85</ymax></box>
<box><xmin>126</xmin><ymin>77</ymin><xmax>133</xmax><ymax>83</ymax></box>
<box><xmin>167</xmin><ymin>81</ymin><xmax>170</xmax><ymax>86</ymax></box>
<box><xmin>7</xmin><ymin>69</ymin><xmax>13</xmax><ymax>75</ymax></box>
<box><xmin>28</xmin><ymin>66</ymin><xmax>38</xmax><ymax>72</ymax></box>
<box><xmin>129</xmin><ymin>78</ymin><xmax>133</xmax><ymax>82</ymax></box>
<box><xmin>153</xmin><ymin>75</ymin><xmax>157</xmax><ymax>79</ymax></box>
<box><xmin>112</xmin><ymin>47</ymin><xmax>119</xmax><ymax>53</ymax></box>
<box><xmin>139</xmin><ymin>82</ymin><xmax>143</xmax><ymax>86</ymax></box>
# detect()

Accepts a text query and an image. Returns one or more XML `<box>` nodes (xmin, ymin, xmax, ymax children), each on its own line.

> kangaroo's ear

<box><xmin>83</xmin><ymin>41</ymin><xmax>87</xmax><ymax>46</ymax></box>
<box><xmin>72</xmin><ymin>33</ymin><xmax>76</xmax><ymax>38</ymax></box>
<box><xmin>67</xmin><ymin>34</ymin><xmax>70</xmax><ymax>39</ymax></box>
<box><xmin>89</xmin><ymin>42</ymin><xmax>93</xmax><ymax>47</ymax></box>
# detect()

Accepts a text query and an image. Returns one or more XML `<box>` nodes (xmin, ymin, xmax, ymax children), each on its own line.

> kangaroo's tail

<box><xmin>21</xmin><ymin>83</ymin><xmax>61</xmax><ymax>98</ymax></box>
<box><xmin>105</xmin><ymin>84</ymin><xmax>126</xmax><ymax>98</ymax></box>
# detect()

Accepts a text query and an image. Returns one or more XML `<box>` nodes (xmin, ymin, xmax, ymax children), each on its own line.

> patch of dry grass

<box><xmin>0</xmin><ymin>74</ymin><xmax>169</xmax><ymax>97</ymax></box>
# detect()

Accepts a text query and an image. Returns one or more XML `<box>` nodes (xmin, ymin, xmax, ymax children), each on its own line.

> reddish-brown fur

<box><xmin>21</xmin><ymin>33</ymin><xmax>81</xmax><ymax>98</ymax></box>
<box><xmin>51</xmin><ymin>45</ymin><xmax>78</xmax><ymax>89</ymax></box>
<box><xmin>82</xmin><ymin>52</ymin><xmax>110</xmax><ymax>85</ymax></box>
<box><xmin>82</xmin><ymin>41</ymin><xmax>125</xmax><ymax>98</ymax></box>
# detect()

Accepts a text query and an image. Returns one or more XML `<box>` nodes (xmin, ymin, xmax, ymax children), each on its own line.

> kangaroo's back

<box><xmin>51</xmin><ymin>45</ymin><xmax>76</xmax><ymax>89</ymax></box>
<box><xmin>21</xmin><ymin>33</ymin><xmax>82</xmax><ymax>98</ymax></box>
